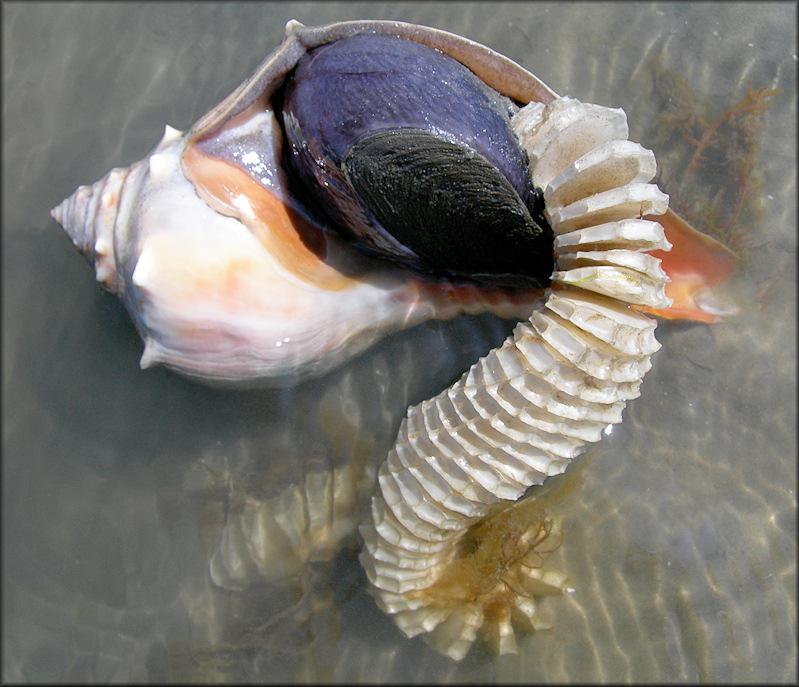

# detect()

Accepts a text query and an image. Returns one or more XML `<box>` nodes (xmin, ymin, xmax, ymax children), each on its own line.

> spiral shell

<box><xmin>50</xmin><ymin>20</ymin><xmax>556</xmax><ymax>388</ymax></box>
<box><xmin>359</xmin><ymin>96</ymin><xmax>672</xmax><ymax>660</ymax></box>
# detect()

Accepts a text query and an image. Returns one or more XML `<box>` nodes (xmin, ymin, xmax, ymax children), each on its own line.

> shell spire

<box><xmin>51</xmin><ymin>166</ymin><xmax>130</xmax><ymax>293</ymax></box>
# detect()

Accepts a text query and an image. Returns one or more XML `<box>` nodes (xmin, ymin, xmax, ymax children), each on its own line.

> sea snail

<box><xmin>52</xmin><ymin>19</ymin><xmax>734</xmax><ymax>661</ymax></box>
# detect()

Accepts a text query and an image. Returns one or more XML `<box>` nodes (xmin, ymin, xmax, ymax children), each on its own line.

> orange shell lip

<box><xmin>634</xmin><ymin>209</ymin><xmax>740</xmax><ymax>323</ymax></box>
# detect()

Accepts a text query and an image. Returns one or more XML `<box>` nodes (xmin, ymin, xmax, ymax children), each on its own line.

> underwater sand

<box><xmin>3</xmin><ymin>2</ymin><xmax>796</xmax><ymax>682</ymax></box>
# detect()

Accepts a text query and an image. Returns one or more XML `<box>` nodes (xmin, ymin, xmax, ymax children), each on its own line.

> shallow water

<box><xmin>3</xmin><ymin>2</ymin><xmax>796</xmax><ymax>682</ymax></box>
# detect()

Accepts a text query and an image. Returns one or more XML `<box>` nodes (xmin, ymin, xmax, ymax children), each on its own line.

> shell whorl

<box><xmin>51</xmin><ymin>125</ymin><xmax>183</xmax><ymax>295</ymax></box>
<box><xmin>359</xmin><ymin>96</ymin><xmax>672</xmax><ymax>660</ymax></box>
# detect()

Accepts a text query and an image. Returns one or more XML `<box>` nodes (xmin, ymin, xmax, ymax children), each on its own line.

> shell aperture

<box><xmin>279</xmin><ymin>34</ymin><xmax>554</xmax><ymax>287</ymax></box>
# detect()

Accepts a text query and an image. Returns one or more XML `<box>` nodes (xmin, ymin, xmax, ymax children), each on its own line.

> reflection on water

<box><xmin>3</xmin><ymin>2</ymin><xmax>796</xmax><ymax>682</ymax></box>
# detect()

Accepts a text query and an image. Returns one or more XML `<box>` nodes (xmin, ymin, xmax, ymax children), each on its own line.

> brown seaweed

<box><xmin>647</xmin><ymin>52</ymin><xmax>781</xmax><ymax>259</ymax></box>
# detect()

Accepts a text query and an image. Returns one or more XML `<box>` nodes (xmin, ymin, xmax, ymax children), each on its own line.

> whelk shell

<box><xmin>51</xmin><ymin>20</ymin><xmax>557</xmax><ymax>387</ymax></box>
